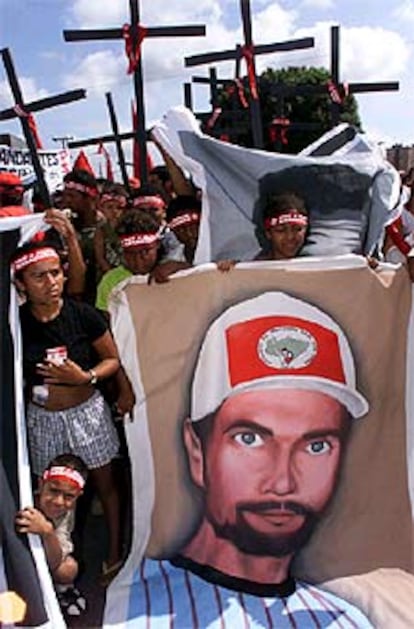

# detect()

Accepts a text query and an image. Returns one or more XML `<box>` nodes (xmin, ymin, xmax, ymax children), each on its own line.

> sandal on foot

<box><xmin>57</xmin><ymin>586</ymin><xmax>87</xmax><ymax>617</ymax></box>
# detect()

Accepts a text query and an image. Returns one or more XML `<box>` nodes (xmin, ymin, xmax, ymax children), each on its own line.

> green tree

<box><xmin>214</xmin><ymin>66</ymin><xmax>361</xmax><ymax>154</ymax></box>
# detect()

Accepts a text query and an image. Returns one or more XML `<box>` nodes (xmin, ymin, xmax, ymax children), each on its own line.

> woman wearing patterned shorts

<box><xmin>12</xmin><ymin>241</ymin><xmax>123</xmax><ymax>576</ymax></box>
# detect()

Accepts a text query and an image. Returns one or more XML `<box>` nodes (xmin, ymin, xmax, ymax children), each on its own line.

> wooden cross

<box><xmin>63</xmin><ymin>0</ymin><xmax>205</xmax><ymax>184</ymax></box>
<box><xmin>184</xmin><ymin>67</ymin><xmax>251</xmax><ymax>142</ymax></box>
<box><xmin>185</xmin><ymin>0</ymin><xmax>314</xmax><ymax>148</ymax></box>
<box><xmin>69</xmin><ymin>93</ymin><xmax>135</xmax><ymax>192</ymax></box>
<box><xmin>328</xmin><ymin>25</ymin><xmax>398</xmax><ymax>125</ymax></box>
<box><xmin>0</xmin><ymin>47</ymin><xmax>87</xmax><ymax>208</ymax></box>
<box><xmin>266</xmin><ymin>25</ymin><xmax>399</xmax><ymax>140</ymax></box>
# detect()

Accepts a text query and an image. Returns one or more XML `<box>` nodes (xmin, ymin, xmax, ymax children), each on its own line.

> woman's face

<box><xmin>17</xmin><ymin>259</ymin><xmax>64</xmax><ymax>306</ymax></box>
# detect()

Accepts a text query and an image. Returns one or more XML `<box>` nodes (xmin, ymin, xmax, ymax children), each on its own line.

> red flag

<box><xmin>73</xmin><ymin>150</ymin><xmax>95</xmax><ymax>176</ymax></box>
<box><xmin>97</xmin><ymin>143</ymin><xmax>114</xmax><ymax>181</ymax></box>
<box><xmin>131</xmin><ymin>101</ymin><xmax>154</xmax><ymax>180</ymax></box>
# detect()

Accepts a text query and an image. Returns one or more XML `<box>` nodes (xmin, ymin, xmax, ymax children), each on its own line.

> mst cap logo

<box><xmin>257</xmin><ymin>326</ymin><xmax>318</xmax><ymax>370</ymax></box>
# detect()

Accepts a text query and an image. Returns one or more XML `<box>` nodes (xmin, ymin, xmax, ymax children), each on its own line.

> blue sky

<box><xmin>1</xmin><ymin>0</ymin><xmax>413</xmax><ymax>173</ymax></box>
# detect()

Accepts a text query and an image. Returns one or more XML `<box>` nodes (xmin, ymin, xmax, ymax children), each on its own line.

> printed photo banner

<box><xmin>152</xmin><ymin>108</ymin><xmax>401</xmax><ymax>263</ymax></box>
<box><xmin>0</xmin><ymin>145</ymin><xmax>71</xmax><ymax>193</ymax></box>
<box><xmin>106</xmin><ymin>257</ymin><xmax>414</xmax><ymax>627</ymax></box>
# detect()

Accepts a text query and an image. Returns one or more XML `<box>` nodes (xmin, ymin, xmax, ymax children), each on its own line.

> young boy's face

<box><xmin>38</xmin><ymin>478</ymin><xmax>81</xmax><ymax>521</ymax></box>
<box><xmin>172</xmin><ymin>222</ymin><xmax>199</xmax><ymax>252</ymax></box>
<box><xmin>123</xmin><ymin>243</ymin><xmax>159</xmax><ymax>275</ymax></box>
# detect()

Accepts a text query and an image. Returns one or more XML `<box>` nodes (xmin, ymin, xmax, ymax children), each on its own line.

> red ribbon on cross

<box><xmin>240</xmin><ymin>44</ymin><xmax>258</xmax><ymax>100</ymax></box>
<box><xmin>97</xmin><ymin>143</ymin><xmax>114</xmax><ymax>181</ymax></box>
<box><xmin>269</xmin><ymin>117</ymin><xmax>290</xmax><ymax>145</ymax></box>
<box><xmin>122</xmin><ymin>23</ymin><xmax>148</xmax><ymax>74</ymax></box>
<box><xmin>327</xmin><ymin>79</ymin><xmax>349</xmax><ymax>105</ymax></box>
<box><xmin>13</xmin><ymin>105</ymin><xmax>43</xmax><ymax>149</ymax></box>
<box><xmin>234</xmin><ymin>78</ymin><xmax>249</xmax><ymax>108</ymax></box>
<box><xmin>206</xmin><ymin>107</ymin><xmax>222</xmax><ymax>131</ymax></box>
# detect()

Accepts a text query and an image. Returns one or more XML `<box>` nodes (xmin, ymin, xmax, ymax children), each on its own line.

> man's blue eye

<box><xmin>233</xmin><ymin>432</ymin><xmax>264</xmax><ymax>447</ymax></box>
<box><xmin>306</xmin><ymin>441</ymin><xmax>331</xmax><ymax>455</ymax></box>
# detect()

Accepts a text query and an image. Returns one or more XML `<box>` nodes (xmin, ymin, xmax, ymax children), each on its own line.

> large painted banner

<box><xmin>105</xmin><ymin>257</ymin><xmax>414</xmax><ymax>627</ymax></box>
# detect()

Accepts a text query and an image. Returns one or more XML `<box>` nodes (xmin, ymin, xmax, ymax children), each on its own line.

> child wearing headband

<box><xmin>217</xmin><ymin>192</ymin><xmax>308</xmax><ymax>271</ymax></box>
<box><xmin>15</xmin><ymin>454</ymin><xmax>88</xmax><ymax>618</ymax></box>
<box><xmin>256</xmin><ymin>191</ymin><xmax>308</xmax><ymax>260</ymax></box>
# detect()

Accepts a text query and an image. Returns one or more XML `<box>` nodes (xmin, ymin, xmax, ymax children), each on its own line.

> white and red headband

<box><xmin>43</xmin><ymin>466</ymin><xmax>85</xmax><ymax>491</ymax></box>
<box><xmin>132</xmin><ymin>195</ymin><xmax>165</xmax><ymax>210</ymax></box>
<box><xmin>264</xmin><ymin>210</ymin><xmax>308</xmax><ymax>229</ymax></box>
<box><xmin>100</xmin><ymin>193</ymin><xmax>127</xmax><ymax>207</ymax></box>
<box><xmin>169</xmin><ymin>212</ymin><xmax>200</xmax><ymax>230</ymax></box>
<box><xmin>12</xmin><ymin>247</ymin><xmax>60</xmax><ymax>273</ymax></box>
<box><xmin>120</xmin><ymin>231</ymin><xmax>160</xmax><ymax>250</ymax></box>
<box><xmin>64</xmin><ymin>180</ymin><xmax>98</xmax><ymax>198</ymax></box>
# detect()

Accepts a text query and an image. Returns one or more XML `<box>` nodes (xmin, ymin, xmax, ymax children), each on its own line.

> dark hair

<box><xmin>0</xmin><ymin>171</ymin><xmax>24</xmax><ymax>207</ymax></box>
<box><xmin>1</xmin><ymin>191</ymin><xmax>24</xmax><ymax>206</ymax></box>
<box><xmin>117</xmin><ymin>209</ymin><xmax>161</xmax><ymax>236</ymax></box>
<box><xmin>100</xmin><ymin>181</ymin><xmax>128</xmax><ymax>198</ymax></box>
<box><xmin>117</xmin><ymin>209</ymin><xmax>165</xmax><ymax>264</ymax></box>
<box><xmin>64</xmin><ymin>168</ymin><xmax>97</xmax><ymax>192</ymax></box>
<box><xmin>10</xmin><ymin>241</ymin><xmax>62</xmax><ymax>281</ymax></box>
<box><xmin>129</xmin><ymin>183</ymin><xmax>168</xmax><ymax>206</ymax></box>
<box><xmin>166</xmin><ymin>195</ymin><xmax>201</xmax><ymax>222</ymax></box>
<box><xmin>45</xmin><ymin>453</ymin><xmax>88</xmax><ymax>481</ymax></box>
<box><xmin>190</xmin><ymin>411</ymin><xmax>216</xmax><ymax>450</ymax></box>
<box><xmin>149</xmin><ymin>165</ymin><xmax>170</xmax><ymax>184</ymax></box>
<box><xmin>263</xmin><ymin>192</ymin><xmax>307</xmax><ymax>222</ymax></box>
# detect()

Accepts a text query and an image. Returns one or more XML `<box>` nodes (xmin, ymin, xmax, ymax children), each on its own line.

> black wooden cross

<box><xmin>184</xmin><ymin>67</ymin><xmax>251</xmax><ymax>142</ymax></box>
<box><xmin>185</xmin><ymin>0</ymin><xmax>314</xmax><ymax>149</ymax></box>
<box><xmin>328</xmin><ymin>25</ymin><xmax>398</xmax><ymax>125</ymax></box>
<box><xmin>265</xmin><ymin>24</ymin><xmax>399</xmax><ymax>146</ymax></box>
<box><xmin>69</xmin><ymin>93</ymin><xmax>135</xmax><ymax>193</ymax></box>
<box><xmin>0</xmin><ymin>47</ymin><xmax>87</xmax><ymax>208</ymax></box>
<box><xmin>63</xmin><ymin>0</ymin><xmax>205</xmax><ymax>184</ymax></box>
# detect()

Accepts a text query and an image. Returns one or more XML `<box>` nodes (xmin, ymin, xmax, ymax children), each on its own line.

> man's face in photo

<box><xmin>185</xmin><ymin>388</ymin><xmax>348</xmax><ymax>558</ymax></box>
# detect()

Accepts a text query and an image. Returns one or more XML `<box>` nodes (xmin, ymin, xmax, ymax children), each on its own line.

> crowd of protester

<box><xmin>2</xmin><ymin>148</ymin><xmax>414</xmax><ymax>622</ymax></box>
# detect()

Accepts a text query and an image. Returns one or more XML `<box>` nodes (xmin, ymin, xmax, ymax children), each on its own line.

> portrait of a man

<box><xmin>129</xmin><ymin>292</ymin><xmax>374</xmax><ymax>627</ymax></box>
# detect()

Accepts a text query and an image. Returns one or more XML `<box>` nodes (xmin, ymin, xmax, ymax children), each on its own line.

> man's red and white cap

<box><xmin>191</xmin><ymin>292</ymin><xmax>369</xmax><ymax>422</ymax></box>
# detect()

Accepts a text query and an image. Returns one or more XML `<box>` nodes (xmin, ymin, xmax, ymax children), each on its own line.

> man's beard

<box><xmin>207</xmin><ymin>500</ymin><xmax>318</xmax><ymax>558</ymax></box>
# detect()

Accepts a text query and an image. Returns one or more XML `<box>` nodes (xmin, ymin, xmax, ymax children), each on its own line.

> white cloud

<box><xmin>68</xmin><ymin>0</ymin><xmax>223</xmax><ymax>28</ymax></box>
<box><xmin>68</xmin><ymin>0</ymin><xmax>128</xmax><ymax>28</ymax></box>
<box><xmin>301</xmin><ymin>0</ymin><xmax>334</xmax><ymax>8</ymax></box>
<box><xmin>261</xmin><ymin>21</ymin><xmax>410</xmax><ymax>82</ymax></box>
<box><xmin>253</xmin><ymin>4</ymin><xmax>298</xmax><ymax>43</ymax></box>
<box><xmin>339</xmin><ymin>25</ymin><xmax>410</xmax><ymax>81</ymax></box>
<box><xmin>393</xmin><ymin>1</ymin><xmax>414</xmax><ymax>24</ymax></box>
<box><xmin>62</xmin><ymin>50</ymin><xmax>127</xmax><ymax>95</ymax></box>
<box><xmin>0</xmin><ymin>77</ymin><xmax>49</xmax><ymax>109</ymax></box>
